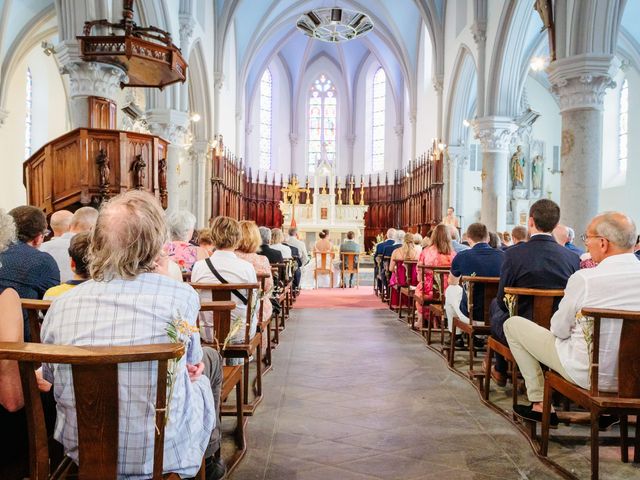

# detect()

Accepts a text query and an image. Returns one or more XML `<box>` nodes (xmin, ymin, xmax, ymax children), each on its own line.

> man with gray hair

<box><xmin>41</xmin><ymin>207</ymin><xmax>99</xmax><ymax>282</ymax></box>
<box><xmin>504</xmin><ymin>211</ymin><xmax>640</xmax><ymax>425</ymax></box>
<box><xmin>257</xmin><ymin>226</ymin><xmax>284</xmax><ymax>264</ymax></box>
<box><xmin>449</xmin><ymin>225</ymin><xmax>470</xmax><ymax>253</ymax></box>
<box><xmin>553</xmin><ymin>223</ymin><xmax>584</xmax><ymax>256</ymax></box>
<box><xmin>41</xmin><ymin>190</ymin><xmax>225</xmax><ymax>479</ymax></box>
<box><xmin>286</xmin><ymin>227</ymin><xmax>309</xmax><ymax>266</ymax></box>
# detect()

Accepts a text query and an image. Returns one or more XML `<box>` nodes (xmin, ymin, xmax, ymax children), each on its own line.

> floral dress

<box><xmin>165</xmin><ymin>241</ymin><xmax>199</xmax><ymax>273</ymax></box>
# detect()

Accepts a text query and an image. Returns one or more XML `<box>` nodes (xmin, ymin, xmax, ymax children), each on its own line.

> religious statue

<box><xmin>158</xmin><ymin>157</ymin><xmax>168</xmax><ymax>208</ymax></box>
<box><xmin>281</xmin><ymin>176</ymin><xmax>309</xmax><ymax>226</ymax></box>
<box><xmin>510</xmin><ymin>146</ymin><xmax>525</xmax><ymax>189</ymax></box>
<box><xmin>130</xmin><ymin>154</ymin><xmax>146</xmax><ymax>189</ymax></box>
<box><xmin>96</xmin><ymin>149</ymin><xmax>110</xmax><ymax>189</ymax></box>
<box><xmin>531</xmin><ymin>155</ymin><xmax>543</xmax><ymax>191</ymax></box>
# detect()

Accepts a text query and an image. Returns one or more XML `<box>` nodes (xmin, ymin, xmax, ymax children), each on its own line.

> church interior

<box><xmin>1</xmin><ymin>1</ymin><xmax>640</xmax><ymax>479</ymax></box>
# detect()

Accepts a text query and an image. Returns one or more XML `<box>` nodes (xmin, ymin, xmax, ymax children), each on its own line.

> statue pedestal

<box><xmin>510</xmin><ymin>198</ymin><xmax>530</xmax><ymax>226</ymax></box>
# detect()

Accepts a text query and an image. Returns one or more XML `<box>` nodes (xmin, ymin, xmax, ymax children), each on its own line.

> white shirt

<box><xmin>40</xmin><ymin>232</ymin><xmax>75</xmax><ymax>282</ymax></box>
<box><xmin>191</xmin><ymin>250</ymin><xmax>257</xmax><ymax>343</ymax></box>
<box><xmin>270</xmin><ymin>243</ymin><xmax>292</xmax><ymax>259</ymax></box>
<box><xmin>286</xmin><ymin>235</ymin><xmax>309</xmax><ymax>265</ymax></box>
<box><xmin>551</xmin><ymin>253</ymin><xmax>640</xmax><ymax>391</ymax></box>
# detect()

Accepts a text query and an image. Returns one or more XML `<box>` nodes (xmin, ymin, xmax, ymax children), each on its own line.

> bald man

<box><xmin>49</xmin><ymin>210</ymin><xmax>73</xmax><ymax>237</ymax></box>
<box><xmin>504</xmin><ymin>212</ymin><xmax>640</xmax><ymax>425</ymax></box>
<box><xmin>553</xmin><ymin>223</ymin><xmax>583</xmax><ymax>256</ymax></box>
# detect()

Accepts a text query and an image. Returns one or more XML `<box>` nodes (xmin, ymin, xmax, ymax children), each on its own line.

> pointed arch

<box><xmin>444</xmin><ymin>45</ymin><xmax>477</xmax><ymax>146</ymax></box>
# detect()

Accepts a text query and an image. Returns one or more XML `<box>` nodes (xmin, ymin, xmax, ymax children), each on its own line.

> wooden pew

<box><xmin>0</xmin><ymin>341</ymin><xmax>185</xmax><ymax>480</ymax></box>
<box><xmin>189</xmin><ymin>282</ymin><xmax>263</xmax><ymax>415</ymax></box>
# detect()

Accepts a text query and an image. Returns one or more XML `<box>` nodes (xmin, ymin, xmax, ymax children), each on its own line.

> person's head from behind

<box><xmin>567</xmin><ymin>227</ymin><xmax>576</xmax><ymax>244</ymax></box>
<box><xmin>50</xmin><ymin>210</ymin><xmax>73</xmax><ymax>237</ymax></box>
<box><xmin>413</xmin><ymin>233</ymin><xmax>422</xmax><ymax>245</ymax></box>
<box><xmin>584</xmin><ymin>212</ymin><xmax>636</xmax><ymax>264</ymax></box>
<box><xmin>386</xmin><ymin>228</ymin><xmax>396</xmax><ymax>240</ymax></box>
<box><xmin>89</xmin><ymin>190</ymin><xmax>167</xmax><ymax>281</ymax></box>
<box><xmin>466</xmin><ymin>223</ymin><xmax>489</xmax><ymax>246</ymax></box>
<box><xmin>258</xmin><ymin>226</ymin><xmax>271</xmax><ymax>245</ymax></box>
<box><xmin>166</xmin><ymin>210</ymin><xmax>197</xmax><ymax>243</ymax></box>
<box><xmin>431</xmin><ymin>224</ymin><xmax>452</xmax><ymax>255</ymax></box>
<box><xmin>347</xmin><ymin>231</ymin><xmax>355</xmax><ymax>240</ymax></box>
<box><xmin>322</xmin><ymin>229</ymin><xmax>329</xmax><ymax>237</ymax></box>
<box><xmin>288</xmin><ymin>227</ymin><xmax>298</xmax><ymax>239</ymax></box>
<box><xmin>448</xmin><ymin>225</ymin><xmax>460</xmax><ymax>242</ymax></box>
<box><xmin>511</xmin><ymin>225</ymin><xmax>528</xmax><ymax>244</ymax></box>
<box><xmin>503</xmin><ymin>231</ymin><xmax>512</xmax><ymax>245</ymax></box>
<box><xmin>70</xmin><ymin>207</ymin><xmax>99</xmax><ymax>233</ymax></box>
<box><xmin>529</xmin><ymin>199</ymin><xmax>560</xmax><ymax>234</ymax></box>
<box><xmin>210</xmin><ymin>216</ymin><xmax>240</xmax><ymax>251</ymax></box>
<box><xmin>488</xmin><ymin>232</ymin><xmax>502</xmax><ymax>249</ymax></box>
<box><xmin>0</xmin><ymin>209</ymin><xmax>16</xmax><ymax>255</ymax></box>
<box><xmin>68</xmin><ymin>232</ymin><xmax>91</xmax><ymax>279</ymax></box>
<box><xmin>552</xmin><ymin>224</ymin><xmax>569</xmax><ymax>245</ymax></box>
<box><xmin>237</xmin><ymin>221</ymin><xmax>261</xmax><ymax>254</ymax></box>
<box><xmin>395</xmin><ymin>230</ymin><xmax>406</xmax><ymax>244</ymax></box>
<box><xmin>271</xmin><ymin>228</ymin><xmax>284</xmax><ymax>245</ymax></box>
<box><xmin>197</xmin><ymin>228</ymin><xmax>214</xmax><ymax>251</ymax></box>
<box><xmin>9</xmin><ymin>206</ymin><xmax>48</xmax><ymax>247</ymax></box>
<box><xmin>318</xmin><ymin>231</ymin><xmax>326</xmax><ymax>240</ymax></box>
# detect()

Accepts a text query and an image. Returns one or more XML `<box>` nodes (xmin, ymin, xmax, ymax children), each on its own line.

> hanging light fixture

<box><xmin>296</xmin><ymin>7</ymin><xmax>373</xmax><ymax>43</ymax></box>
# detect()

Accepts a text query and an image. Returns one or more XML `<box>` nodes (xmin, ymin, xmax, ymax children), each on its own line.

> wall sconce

<box><xmin>530</xmin><ymin>56</ymin><xmax>548</xmax><ymax>72</ymax></box>
<box><xmin>190</xmin><ymin>113</ymin><xmax>201</xmax><ymax>122</ymax></box>
<box><xmin>462</xmin><ymin>119</ymin><xmax>470</xmax><ymax>127</ymax></box>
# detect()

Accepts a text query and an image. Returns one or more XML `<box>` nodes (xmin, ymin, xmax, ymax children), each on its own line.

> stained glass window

<box><xmin>308</xmin><ymin>74</ymin><xmax>337</xmax><ymax>172</ymax></box>
<box><xmin>370</xmin><ymin>67</ymin><xmax>386</xmax><ymax>173</ymax></box>
<box><xmin>618</xmin><ymin>78</ymin><xmax>628</xmax><ymax>174</ymax></box>
<box><xmin>259</xmin><ymin>69</ymin><xmax>272</xmax><ymax>170</ymax></box>
<box><xmin>25</xmin><ymin>68</ymin><xmax>32</xmax><ymax>159</ymax></box>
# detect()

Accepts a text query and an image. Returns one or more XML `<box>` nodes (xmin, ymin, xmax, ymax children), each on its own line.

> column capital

<box><xmin>432</xmin><ymin>75</ymin><xmax>444</xmax><ymax>94</ymax></box>
<box><xmin>179</xmin><ymin>15</ymin><xmax>195</xmax><ymax>52</ymax></box>
<box><xmin>146</xmin><ymin>108</ymin><xmax>190</xmax><ymax>145</ymax></box>
<box><xmin>471</xmin><ymin>21</ymin><xmax>487</xmax><ymax>44</ymax></box>
<box><xmin>471</xmin><ymin>116</ymin><xmax>518</xmax><ymax>153</ymax></box>
<box><xmin>548</xmin><ymin>54</ymin><xmax>618</xmax><ymax>112</ymax></box>
<box><xmin>191</xmin><ymin>140</ymin><xmax>210</xmax><ymax>154</ymax></box>
<box><xmin>214</xmin><ymin>71</ymin><xmax>225</xmax><ymax>90</ymax></box>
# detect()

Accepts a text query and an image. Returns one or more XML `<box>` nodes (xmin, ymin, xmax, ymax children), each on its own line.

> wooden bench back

<box><xmin>461</xmin><ymin>276</ymin><xmax>500</xmax><ymax>324</ymax></box>
<box><xmin>314</xmin><ymin>251</ymin><xmax>333</xmax><ymax>272</ymax></box>
<box><xmin>0</xmin><ymin>342</ymin><xmax>184</xmax><ymax>480</ymax></box>
<box><xmin>340</xmin><ymin>252</ymin><xmax>359</xmax><ymax>273</ymax></box>
<box><xmin>21</xmin><ymin>299</ymin><xmax>52</xmax><ymax>344</ymax></box>
<box><xmin>503</xmin><ymin>287</ymin><xmax>564</xmax><ymax>329</ymax></box>
<box><xmin>396</xmin><ymin>260</ymin><xmax>418</xmax><ymax>287</ymax></box>
<box><xmin>581</xmin><ymin>307</ymin><xmax>640</xmax><ymax>398</ymax></box>
<box><xmin>417</xmin><ymin>265</ymin><xmax>450</xmax><ymax>301</ymax></box>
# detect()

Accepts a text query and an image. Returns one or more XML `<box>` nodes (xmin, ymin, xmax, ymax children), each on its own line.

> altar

<box><xmin>279</xmin><ymin>166</ymin><xmax>368</xmax><ymax>252</ymax></box>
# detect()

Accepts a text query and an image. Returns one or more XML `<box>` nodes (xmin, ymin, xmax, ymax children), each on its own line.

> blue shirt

<box><xmin>565</xmin><ymin>242</ymin><xmax>584</xmax><ymax>256</ymax></box>
<box><xmin>0</xmin><ymin>241</ymin><xmax>60</xmax><ymax>340</ymax></box>
<box><xmin>450</xmin><ymin>243</ymin><xmax>505</xmax><ymax>318</ymax></box>
<box><xmin>42</xmin><ymin>273</ymin><xmax>214</xmax><ymax>479</ymax></box>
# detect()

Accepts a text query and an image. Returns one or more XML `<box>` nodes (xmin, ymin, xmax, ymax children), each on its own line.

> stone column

<box><xmin>190</xmin><ymin>141</ymin><xmax>209</xmax><ymax>227</ymax></box>
<box><xmin>394</xmin><ymin>124</ymin><xmax>404</xmax><ymax>171</ymax></box>
<box><xmin>471</xmin><ymin>9</ymin><xmax>487</xmax><ymax>117</ymax></box>
<box><xmin>548</xmin><ymin>55</ymin><xmax>617</xmax><ymax>236</ymax></box>
<box><xmin>213</xmin><ymin>72</ymin><xmax>224</xmax><ymax>134</ymax></box>
<box><xmin>289</xmin><ymin>133</ymin><xmax>298</xmax><ymax>175</ymax></box>
<box><xmin>433</xmin><ymin>77</ymin><xmax>444</xmax><ymax>139</ymax></box>
<box><xmin>346</xmin><ymin>134</ymin><xmax>356</xmax><ymax>175</ymax></box>
<box><xmin>146</xmin><ymin>109</ymin><xmax>190</xmax><ymax>212</ymax></box>
<box><xmin>447</xmin><ymin>145</ymin><xmax>466</xmax><ymax>222</ymax></box>
<box><xmin>473</xmin><ymin>117</ymin><xmax>517</xmax><ymax>232</ymax></box>
<box><xmin>178</xmin><ymin>15</ymin><xmax>195</xmax><ymax>112</ymax></box>
<box><xmin>56</xmin><ymin>42</ymin><xmax>128</xmax><ymax>129</ymax></box>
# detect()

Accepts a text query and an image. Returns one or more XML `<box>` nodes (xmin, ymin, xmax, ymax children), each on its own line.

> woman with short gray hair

<box><xmin>164</xmin><ymin>210</ymin><xmax>208</xmax><ymax>273</ymax></box>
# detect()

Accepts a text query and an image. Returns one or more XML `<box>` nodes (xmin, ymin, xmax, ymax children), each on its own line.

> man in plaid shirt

<box><xmin>42</xmin><ymin>191</ymin><xmax>225</xmax><ymax>479</ymax></box>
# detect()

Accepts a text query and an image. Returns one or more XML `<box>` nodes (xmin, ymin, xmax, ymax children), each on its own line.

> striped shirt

<box><xmin>41</xmin><ymin>273</ymin><xmax>214</xmax><ymax>479</ymax></box>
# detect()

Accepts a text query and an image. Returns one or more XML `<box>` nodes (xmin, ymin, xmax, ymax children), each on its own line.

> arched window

<box><xmin>308</xmin><ymin>74</ymin><xmax>337</xmax><ymax>172</ymax></box>
<box><xmin>259</xmin><ymin>69</ymin><xmax>272</xmax><ymax>170</ymax></box>
<box><xmin>370</xmin><ymin>67</ymin><xmax>386</xmax><ymax>172</ymax></box>
<box><xmin>618</xmin><ymin>78</ymin><xmax>628</xmax><ymax>174</ymax></box>
<box><xmin>24</xmin><ymin>68</ymin><xmax>32</xmax><ymax>159</ymax></box>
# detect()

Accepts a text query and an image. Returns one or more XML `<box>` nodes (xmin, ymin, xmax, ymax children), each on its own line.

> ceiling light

<box><xmin>530</xmin><ymin>56</ymin><xmax>548</xmax><ymax>72</ymax></box>
<box><xmin>296</xmin><ymin>7</ymin><xmax>373</xmax><ymax>43</ymax></box>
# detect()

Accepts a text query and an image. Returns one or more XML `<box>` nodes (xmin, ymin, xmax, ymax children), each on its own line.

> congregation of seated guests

<box><xmin>0</xmin><ymin>194</ymin><xmax>298</xmax><ymax>479</ymax></box>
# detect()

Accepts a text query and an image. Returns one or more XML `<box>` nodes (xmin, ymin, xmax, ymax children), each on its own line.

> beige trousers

<box><xmin>444</xmin><ymin>285</ymin><xmax>469</xmax><ymax>334</ymax></box>
<box><xmin>503</xmin><ymin>316</ymin><xmax>574</xmax><ymax>403</ymax></box>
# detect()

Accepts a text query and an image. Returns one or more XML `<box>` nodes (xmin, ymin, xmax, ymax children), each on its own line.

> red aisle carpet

<box><xmin>294</xmin><ymin>286</ymin><xmax>387</xmax><ymax>309</ymax></box>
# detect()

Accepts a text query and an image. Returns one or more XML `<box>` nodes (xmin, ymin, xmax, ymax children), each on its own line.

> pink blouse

<box><xmin>165</xmin><ymin>241</ymin><xmax>200</xmax><ymax>273</ymax></box>
<box><xmin>234</xmin><ymin>251</ymin><xmax>274</xmax><ymax>320</ymax></box>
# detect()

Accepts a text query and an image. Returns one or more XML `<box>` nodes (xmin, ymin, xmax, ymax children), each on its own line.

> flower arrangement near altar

<box><xmin>369</xmin><ymin>233</ymin><xmax>385</xmax><ymax>255</ymax></box>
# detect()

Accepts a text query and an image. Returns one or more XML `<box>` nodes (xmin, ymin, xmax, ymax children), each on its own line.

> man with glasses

<box><xmin>504</xmin><ymin>212</ymin><xmax>640</xmax><ymax>424</ymax></box>
<box><xmin>0</xmin><ymin>206</ymin><xmax>60</xmax><ymax>340</ymax></box>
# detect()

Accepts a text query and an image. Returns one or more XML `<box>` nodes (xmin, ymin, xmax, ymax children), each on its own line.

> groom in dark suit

<box><xmin>488</xmin><ymin>199</ymin><xmax>580</xmax><ymax>385</ymax></box>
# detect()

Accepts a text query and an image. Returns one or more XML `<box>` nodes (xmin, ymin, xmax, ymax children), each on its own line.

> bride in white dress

<box><xmin>299</xmin><ymin>233</ymin><xmax>341</xmax><ymax>289</ymax></box>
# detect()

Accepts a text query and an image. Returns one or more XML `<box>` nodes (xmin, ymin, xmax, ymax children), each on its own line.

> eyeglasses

<box><xmin>580</xmin><ymin>233</ymin><xmax>607</xmax><ymax>243</ymax></box>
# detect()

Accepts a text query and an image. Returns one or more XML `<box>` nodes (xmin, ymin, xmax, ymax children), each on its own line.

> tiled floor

<box><xmin>228</xmin><ymin>299</ymin><xmax>566</xmax><ymax>480</ymax></box>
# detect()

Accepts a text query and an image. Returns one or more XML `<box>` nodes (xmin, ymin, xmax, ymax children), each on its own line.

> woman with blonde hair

<box><xmin>197</xmin><ymin>228</ymin><xmax>215</xmax><ymax>256</ymax></box>
<box><xmin>388</xmin><ymin>233</ymin><xmax>420</xmax><ymax>308</ymax></box>
<box><xmin>235</xmin><ymin>221</ymin><xmax>274</xmax><ymax>321</ymax></box>
<box><xmin>414</xmin><ymin>224</ymin><xmax>456</xmax><ymax>324</ymax></box>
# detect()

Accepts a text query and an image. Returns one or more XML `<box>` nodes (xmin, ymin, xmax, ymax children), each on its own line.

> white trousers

<box><xmin>444</xmin><ymin>285</ymin><xmax>470</xmax><ymax>334</ymax></box>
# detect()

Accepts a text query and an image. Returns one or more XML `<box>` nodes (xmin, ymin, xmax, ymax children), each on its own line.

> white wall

<box><xmin>600</xmin><ymin>65</ymin><xmax>640</xmax><ymax>222</ymax></box>
<box><xmin>0</xmin><ymin>42</ymin><xmax>68</xmax><ymax>210</ymax></box>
